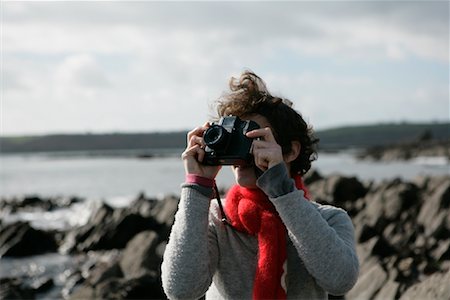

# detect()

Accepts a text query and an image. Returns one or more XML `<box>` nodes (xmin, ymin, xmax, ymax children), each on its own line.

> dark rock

<box><xmin>87</xmin><ymin>260</ymin><xmax>123</xmax><ymax>286</ymax></box>
<box><xmin>418</xmin><ymin>180</ymin><xmax>450</xmax><ymax>237</ymax></box>
<box><xmin>129</xmin><ymin>193</ymin><xmax>158</xmax><ymax>217</ymax></box>
<box><xmin>381</xmin><ymin>221</ymin><xmax>416</xmax><ymax>252</ymax></box>
<box><xmin>61</xmin><ymin>268</ymin><xmax>86</xmax><ymax>299</ymax></box>
<box><xmin>431</xmin><ymin>239</ymin><xmax>450</xmax><ymax>262</ymax></box>
<box><xmin>368</xmin><ymin>181</ymin><xmax>418</xmax><ymax>220</ymax></box>
<box><xmin>395</xmin><ymin>257</ymin><xmax>419</xmax><ymax>284</ymax></box>
<box><xmin>400</xmin><ymin>268</ymin><xmax>450</xmax><ymax>300</ymax></box>
<box><xmin>349</xmin><ymin>175</ymin><xmax>450</xmax><ymax>299</ymax></box>
<box><xmin>149</xmin><ymin>195</ymin><xmax>179</xmax><ymax>240</ymax></box>
<box><xmin>120</xmin><ymin>230</ymin><xmax>161</xmax><ymax>278</ymax></box>
<box><xmin>0</xmin><ymin>221</ymin><xmax>58</xmax><ymax>257</ymax></box>
<box><xmin>373</xmin><ymin>279</ymin><xmax>399</xmax><ymax>300</ymax></box>
<box><xmin>308</xmin><ymin>174</ymin><xmax>367</xmax><ymax>215</ymax></box>
<box><xmin>151</xmin><ymin>195</ymin><xmax>179</xmax><ymax>226</ymax></box>
<box><xmin>356</xmin><ymin>224</ymin><xmax>377</xmax><ymax>243</ymax></box>
<box><xmin>70</xmin><ymin>272</ymin><xmax>165</xmax><ymax>300</ymax></box>
<box><xmin>69</xmin><ymin>284</ymin><xmax>95</xmax><ymax>300</ymax></box>
<box><xmin>98</xmin><ymin>272</ymin><xmax>165</xmax><ymax>300</ymax></box>
<box><xmin>31</xmin><ymin>277</ymin><xmax>54</xmax><ymax>294</ymax></box>
<box><xmin>303</xmin><ymin>169</ymin><xmax>323</xmax><ymax>185</ymax></box>
<box><xmin>347</xmin><ymin>263</ymin><xmax>388</xmax><ymax>300</ymax></box>
<box><xmin>0</xmin><ymin>277</ymin><xmax>35</xmax><ymax>300</ymax></box>
<box><xmin>61</xmin><ymin>202</ymin><xmax>160</xmax><ymax>253</ymax></box>
<box><xmin>370</xmin><ymin>236</ymin><xmax>396</xmax><ymax>258</ymax></box>
<box><xmin>329</xmin><ymin>175</ymin><xmax>367</xmax><ymax>203</ymax></box>
<box><xmin>356</xmin><ymin>239</ymin><xmax>378</xmax><ymax>270</ymax></box>
<box><xmin>22</xmin><ymin>196</ymin><xmax>51</xmax><ymax>208</ymax></box>
<box><xmin>0</xmin><ymin>195</ymin><xmax>84</xmax><ymax>213</ymax></box>
<box><xmin>358</xmin><ymin>138</ymin><xmax>450</xmax><ymax>162</ymax></box>
<box><xmin>119</xmin><ymin>272</ymin><xmax>165</xmax><ymax>299</ymax></box>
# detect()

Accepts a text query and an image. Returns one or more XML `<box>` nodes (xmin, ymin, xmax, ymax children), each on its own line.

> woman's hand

<box><xmin>182</xmin><ymin>123</ymin><xmax>221</xmax><ymax>179</ymax></box>
<box><xmin>246</xmin><ymin>127</ymin><xmax>284</xmax><ymax>171</ymax></box>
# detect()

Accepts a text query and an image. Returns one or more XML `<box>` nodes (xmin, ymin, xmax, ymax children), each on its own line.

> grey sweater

<box><xmin>161</xmin><ymin>164</ymin><xmax>359</xmax><ymax>299</ymax></box>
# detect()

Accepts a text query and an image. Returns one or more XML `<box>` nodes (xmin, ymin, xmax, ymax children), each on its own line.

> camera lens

<box><xmin>204</xmin><ymin>125</ymin><xmax>229</xmax><ymax>149</ymax></box>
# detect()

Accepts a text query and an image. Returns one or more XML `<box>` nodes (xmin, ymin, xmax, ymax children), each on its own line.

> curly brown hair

<box><xmin>214</xmin><ymin>71</ymin><xmax>319</xmax><ymax>176</ymax></box>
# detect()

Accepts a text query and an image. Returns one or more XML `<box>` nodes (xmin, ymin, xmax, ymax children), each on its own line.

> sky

<box><xmin>1</xmin><ymin>0</ymin><xmax>449</xmax><ymax>136</ymax></box>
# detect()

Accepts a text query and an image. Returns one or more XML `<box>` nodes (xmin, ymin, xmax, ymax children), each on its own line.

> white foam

<box><xmin>412</xmin><ymin>156</ymin><xmax>449</xmax><ymax>166</ymax></box>
<box><xmin>1</xmin><ymin>199</ymin><xmax>102</xmax><ymax>231</ymax></box>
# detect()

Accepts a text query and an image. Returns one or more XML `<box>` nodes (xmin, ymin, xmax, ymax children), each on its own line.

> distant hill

<box><xmin>316</xmin><ymin>122</ymin><xmax>449</xmax><ymax>151</ymax></box>
<box><xmin>0</xmin><ymin>132</ymin><xmax>187</xmax><ymax>154</ymax></box>
<box><xmin>1</xmin><ymin>122</ymin><xmax>448</xmax><ymax>154</ymax></box>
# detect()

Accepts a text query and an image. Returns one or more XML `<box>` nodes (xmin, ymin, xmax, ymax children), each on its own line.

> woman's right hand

<box><xmin>182</xmin><ymin>123</ymin><xmax>221</xmax><ymax>179</ymax></box>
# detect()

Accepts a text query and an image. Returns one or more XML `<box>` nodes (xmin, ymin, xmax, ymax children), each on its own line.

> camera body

<box><xmin>203</xmin><ymin>116</ymin><xmax>260</xmax><ymax>166</ymax></box>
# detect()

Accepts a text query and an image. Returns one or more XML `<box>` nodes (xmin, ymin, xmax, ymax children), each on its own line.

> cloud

<box><xmin>2</xmin><ymin>1</ymin><xmax>448</xmax><ymax>135</ymax></box>
<box><xmin>4</xmin><ymin>2</ymin><xmax>447</xmax><ymax>61</ymax></box>
<box><xmin>55</xmin><ymin>54</ymin><xmax>111</xmax><ymax>88</ymax></box>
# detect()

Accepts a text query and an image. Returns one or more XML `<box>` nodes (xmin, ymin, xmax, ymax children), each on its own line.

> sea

<box><xmin>0</xmin><ymin>149</ymin><xmax>449</xmax><ymax>298</ymax></box>
<box><xmin>1</xmin><ymin>149</ymin><xmax>449</xmax><ymax>230</ymax></box>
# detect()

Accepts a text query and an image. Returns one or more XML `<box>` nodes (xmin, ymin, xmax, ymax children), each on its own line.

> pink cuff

<box><xmin>185</xmin><ymin>174</ymin><xmax>215</xmax><ymax>188</ymax></box>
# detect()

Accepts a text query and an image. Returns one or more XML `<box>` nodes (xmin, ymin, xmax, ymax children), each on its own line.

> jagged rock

<box><xmin>373</xmin><ymin>279</ymin><xmax>399</xmax><ymax>300</ymax></box>
<box><xmin>359</xmin><ymin>138</ymin><xmax>450</xmax><ymax>162</ymax></box>
<box><xmin>120</xmin><ymin>230</ymin><xmax>161</xmax><ymax>278</ymax></box>
<box><xmin>417</xmin><ymin>180</ymin><xmax>450</xmax><ymax>237</ymax></box>
<box><xmin>0</xmin><ymin>276</ymin><xmax>53</xmax><ymax>300</ymax></box>
<box><xmin>0</xmin><ymin>277</ymin><xmax>35</xmax><ymax>300</ymax></box>
<box><xmin>431</xmin><ymin>239</ymin><xmax>450</xmax><ymax>262</ymax></box>
<box><xmin>61</xmin><ymin>269</ymin><xmax>85</xmax><ymax>299</ymax></box>
<box><xmin>87</xmin><ymin>260</ymin><xmax>123</xmax><ymax>286</ymax></box>
<box><xmin>347</xmin><ymin>263</ymin><xmax>388</xmax><ymax>300</ymax></box>
<box><xmin>355</xmin><ymin>224</ymin><xmax>377</xmax><ymax>243</ymax></box>
<box><xmin>30</xmin><ymin>277</ymin><xmax>54</xmax><ymax>294</ymax></box>
<box><xmin>151</xmin><ymin>195</ymin><xmax>179</xmax><ymax>227</ymax></box>
<box><xmin>61</xmin><ymin>201</ymin><xmax>160</xmax><ymax>253</ymax></box>
<box><xmin>400</xmin><ymin>268</ymin><xmax>450</xmax><ymax>300</ymax></box>
<box><xmin>354</xmin><ymin>180</ymin><xmax>420</xmax><ymax>256</ymax></box>
<box><xmin>69</xmin><ymin>285</ymin><xmax>95</xmax><ymax>300</ymax></box>
<box><xmin>150</xmin><ymin>195</ymin><xmax>180</xmax><ymax>240</ymax></box>
<box><xmin>70</xmin><ymin>272</ymin><xmax>164</xmax><ymax>300</ymax></box>
<box><xmin>3</xmin><ymin>175</ymin><xmax>450</xmax><ymax>300</ymax></box>
<box><xmin>128</xmin><ymin>193</ymin><xmax>158</xmax><ymax>217</ymax></box>
<box><xmin>328</xmin><ymin>175</ymin><xmax>367</xmax><ymax>203</ymax></box>
<box><xmin>308</xmin><ymin>174</ymin><xmax>367</xmax><ymax>215</ymax></box>
<box><xmin>303</xmin><ymin>169</ymin><xmax>323</xmax><ymax>185</ymax></box>
<box><xmin>0</xmin><ymin>221</ymin><xmax>58</xmax><ymax>257</ymax></box>
<box><xmin>0</xmin><ymin>195</ymin><xmax>83</xmax><ymax>214</ymax></box>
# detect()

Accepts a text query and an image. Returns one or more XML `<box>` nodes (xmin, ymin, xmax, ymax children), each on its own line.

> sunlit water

<box><xmin>2</xmin><ymin>151</ymin><xmax>449</xmax><ymax>199</ymax></box>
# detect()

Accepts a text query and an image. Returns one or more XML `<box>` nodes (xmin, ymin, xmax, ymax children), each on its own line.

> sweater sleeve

<box><xmin>161</xmin><ymin>185</ymin><xmax>219</xmax><ymax>299</ymax></box>
<box><xmin>257</xmin><ymin>164</ymin><xmax>359</xmax><ymax>296</ymax></box>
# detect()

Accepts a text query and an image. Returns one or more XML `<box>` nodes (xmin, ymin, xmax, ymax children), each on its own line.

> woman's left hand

<box><xmin>246</xmin><ymin>127</ymin><xmax>284</xmax><ymax>171</ymax></box>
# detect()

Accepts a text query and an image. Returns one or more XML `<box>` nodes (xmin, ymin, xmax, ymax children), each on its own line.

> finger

<box><xmin>251</xmin><ymin>140</ymin><xmax>281</xmax><ymax>155</ymax></box>
<box><xmin>254</xmin><ymin>153</ymin><xmax>269</xmax><ymax>171</ymax></box>
<box><xmin>197</xmin><ymin>145</ymin><xmax>205</xmax><ymax>162</ymax></box>
<box><xmin>182</xmin><ymin>144</ymin><xmax>204</xmax><ymax>160</ymax></box>
<box><xmin>251</xmin><ymin>139</ymin><xmax>269</xmax><ymax>151</ymax></box>
<box><xmin>246</xmin><ymin>127</ymin><xmax>277</xmax><ymax>143</ymax></box>
<box><xmin>187</xmin><ymin>122</ymin><xmax>210</xmax><ymax>144</ymax></box>
<box><xmin>188</xmin><ymin>135</ymin><xmax>206</xmax><ymax>148</ymax></box>
<box><xmin>252</xmin><ymin>144</ymin><xmax>284</xmax><ymax>169</ymax></box>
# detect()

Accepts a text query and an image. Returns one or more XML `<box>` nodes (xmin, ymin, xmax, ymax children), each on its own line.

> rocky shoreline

<box><xmin>1</xmin><ymin>172</ymin><xmax>450</xmax><ymax>299</ymax></box>
<box><xmin>357</xmin><ymin>137</ymin><xmax>450</xmax><ymax>162</ymax></box>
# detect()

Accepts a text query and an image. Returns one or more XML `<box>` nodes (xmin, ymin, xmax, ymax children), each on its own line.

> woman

<box><xmin>161</xmin><ymin>71</ymin><xmax>359</xmax><ymax>299</ymax></box>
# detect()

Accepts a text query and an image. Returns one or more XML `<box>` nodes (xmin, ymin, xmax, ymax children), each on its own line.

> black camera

<box><xmin>203</xmin><ymin>116</ymin><xmax>260</xmax><ymax>166</ymax></box>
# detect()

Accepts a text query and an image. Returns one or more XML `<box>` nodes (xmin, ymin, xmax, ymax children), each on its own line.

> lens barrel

<box><xmin>204</xmin><ymin>125</ymin><xmax>229</xmax><ymax>149</ymax></box>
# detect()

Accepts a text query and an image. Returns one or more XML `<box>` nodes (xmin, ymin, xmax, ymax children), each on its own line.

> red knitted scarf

<box><xmin>224</xmin><ymin>175</ymin><xmax>310</xmax><ymax>299</ymax></box>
